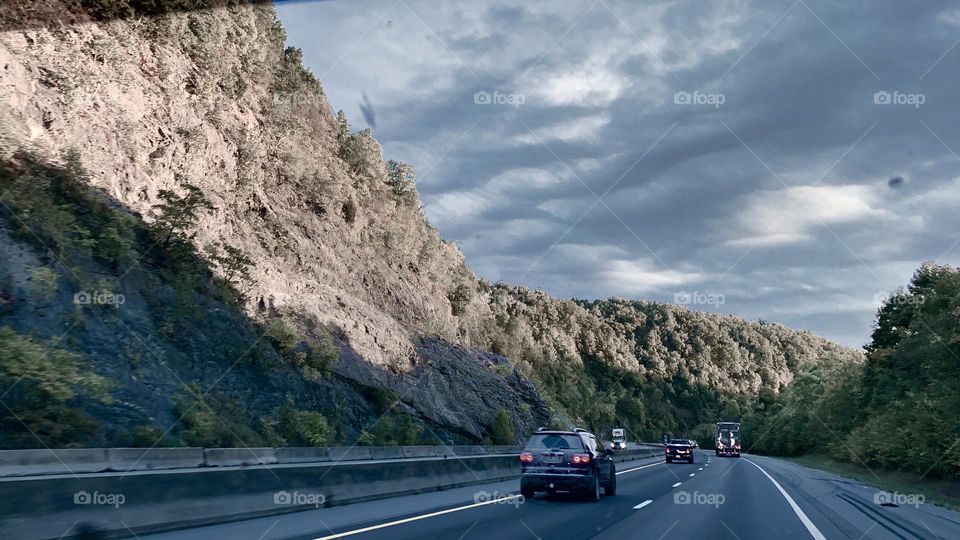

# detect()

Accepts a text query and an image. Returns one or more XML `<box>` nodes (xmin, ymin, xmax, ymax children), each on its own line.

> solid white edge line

<box><xmin>317</xmin><ymin>458</ymin><xmax>663</xmax><ymax>539</ymax></box>
<box><xmin>634</xmin><ymin>499</ymin><xmax>654</xmax><ymax>509</ymax></box>
<box><xmin>313</xmin><ymin>494</ymin><xmax>522</xmax><ymax>540</ymax></box>
<box><xmin>742</xmin><ymin>458</ymin><xmax>827</xmax><ymax>540</ymax></box>
<box><xmin>672</xmin><ymin>482</ymin><xmax>682</xmax><ymax>487</ymax></box>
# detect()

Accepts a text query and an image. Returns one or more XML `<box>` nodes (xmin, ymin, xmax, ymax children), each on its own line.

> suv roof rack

<box><xmin>573</xmin><ymin>427</ymin><xmax>588</xmax><ymax>433</ymax></box>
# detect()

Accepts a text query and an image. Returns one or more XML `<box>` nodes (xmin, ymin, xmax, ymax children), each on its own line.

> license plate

<box><xmin>543</xmin><ymin>454</ymin><xmax>563</xmax><ymax>464</ymax></box>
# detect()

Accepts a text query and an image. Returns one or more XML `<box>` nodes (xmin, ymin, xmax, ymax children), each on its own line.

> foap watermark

<box><xmin>74</xmin><ymin>490</ymin><xmax>125</xmax><ymax>508</ymax></box>
<box><xmin>674</xmin><ymin>490</ymin><xmax>725</xmax><ymax>508</ymax></box>
<box><xmin>873</xmin><ymin>91</ymin><xmax>925</xmax><ymax>108</ymax></box>
<box><xmin>270</xmin><ymin>92</ymin><xmax>325</xmax><ymax>110</ymax></box>
<box><xmin>874</xmin><ymin>490</ymin><xmax>924</xmax><ymax>508</ymax></box>
<box><xmin>473</xmin><ymin>490</ymin><xmax>524</xmax><ymax>508</ymax></box>
<box><xmin>74</xmin><ymin>290</ymin><xmax>125</xmax><ymax>307</ymax></box>
<box><xmin>674</xmin><ymin>291</ymin><xmax>725</xmax><ymax>308</ymax></box>
<box><xmin>674</xmin><ymin>90</ymin><xmax>725</xmax><ymax>108</ymax></box>
<box><xmin>873</xmin><ymin>291</ymin><xmax>925</xmax><ymax>308</ymax></box>
<box><xmin>273</xmin><ymin>490</ymin><xmax>326</xmax><ymax>508</ymax></box>
<box><xmin>473</xmin><ymin>90</ymin><xmax>525</xmax><ymax>108</ymax></box>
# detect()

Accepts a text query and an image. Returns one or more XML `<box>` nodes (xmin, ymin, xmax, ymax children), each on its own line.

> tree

<box><xmin>150</xmin><ymin>183</ymin><xmax>213</xmax><ymax>245</ymax></box>
<box><xmin>720</xmin><ymin>400</ymin><xmax>741</xmax><ymax>421</ymax></box>
<box><xmin>386</xmin><ymin>160</ymin><xmax>417</xmax><ymax>205</ymax></box>
<box><xmin>490</xmin><ymin>409</ymin><xmax>515</xmax><ymax>445</ymax></box>
<box><xmin>0</xmin><ymin>327</ymin><xmax>111</xmax><ymax>448</ymax></box>
<box><xmin>448</xmin><ymin>283</ymin><xmax>472</xmax><ymax>316</ymax></box>
<box><xmin>205</xmin><ymin>242</ymin><xmax>253</xmax><ymax>287</ymax></box>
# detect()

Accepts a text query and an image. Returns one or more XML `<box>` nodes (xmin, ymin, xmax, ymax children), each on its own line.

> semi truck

<box><xmin>610</xmin><ymin>428</ymin><xmax>626</xmax><ymax>450</ymax></box>
<box><xmin>715</xmin><ymin>421</ymin><xmax>741</xmax><ymax>457</ymax></box>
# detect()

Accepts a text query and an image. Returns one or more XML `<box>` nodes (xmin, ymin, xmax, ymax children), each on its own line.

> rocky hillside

<box><xmin>0</xmin><ymin>0</ymin><xmax>862</xmax><ymax>448</ymax></box>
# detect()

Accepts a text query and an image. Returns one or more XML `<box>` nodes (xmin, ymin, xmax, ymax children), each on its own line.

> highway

<box><xmin>144</xmin><ymin>451</ymin><xmax>960</xmax><ymax>540</ymax></box>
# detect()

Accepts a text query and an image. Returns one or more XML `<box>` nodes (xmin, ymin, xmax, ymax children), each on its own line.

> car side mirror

<box><xmin>604</xmin><ymin>448</ymin><xmax>614</xmax><ymax>455</ymax></box>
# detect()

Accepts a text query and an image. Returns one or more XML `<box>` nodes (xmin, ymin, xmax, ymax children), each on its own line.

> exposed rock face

<box><xmin>0</xmin><ymin>1</ymin><xmax>549</xmax><ymax>444</ymax></box>
<box><xmin>0</xmin><ymin>2</ymin><xmax>470</xmax><ymax>369</ymax></box>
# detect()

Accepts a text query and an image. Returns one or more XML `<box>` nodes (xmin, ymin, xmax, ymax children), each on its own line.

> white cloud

<box><xmin>526</xmin><ymin>67</ymin><xmax>630</xmax><ymax>107</ymax></box>
<box><xmin>724</xmin><ymin>184</ymin><xmax>890</xmax><ymax>247</ymax></box>
<box><xmin>515</xmin><ymin>112</ymin><xmax>611</xmax><ymax>145</ymax></box>
<box><xmin>603</xmin><ymin>259</ymin><xmax>706</xmax><ymax>293</ymax></box>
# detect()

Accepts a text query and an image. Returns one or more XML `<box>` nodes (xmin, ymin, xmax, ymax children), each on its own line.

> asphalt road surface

<box><xmin>145</xmin><ymin>451</ymin><xmax>960</xmax><ymax>540</ymax></box>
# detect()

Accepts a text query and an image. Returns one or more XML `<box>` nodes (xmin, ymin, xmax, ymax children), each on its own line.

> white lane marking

<box><xmin>616</xmin><ymin>461</ymin><xmax>664</xmax><ymax>475</ymax></box>
<box><xmin>743</xmin><ymin>458</ymin><xmax>827</xmax><ymax>540</ymax></box>
<box><xmin>316</xmin><ymin>459</ymin><xmax>663</xmax><ymax>539</ymax></box>
<box><xmin>313</xmin><ymin>494</ymin><xmax>522</xmax><ymax>540</ymax></box>
<box><xmin>634</xmin><ymin>500</ymin><xmax>654</xmax><ymax>509</ymax></box>
<box><xmin>689</xmin><ymin>473</ymin><xmax>695</xmax><ymax>477</ymax></box>
<box><xmin>672</xmin><ymin>482</ymin><xmax>682</xmax><ymax>487</ymax></box>
<box><xmin>698</xmin><ymin>468</ymin><xmax>703</xmax><ymax>471</ymax></box>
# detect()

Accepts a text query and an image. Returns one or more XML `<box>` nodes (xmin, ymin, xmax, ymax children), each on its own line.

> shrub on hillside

<box><xmin>0</xmin><ymin>327</ymin><xmax>111</xmax><ymax>449</ymax></box>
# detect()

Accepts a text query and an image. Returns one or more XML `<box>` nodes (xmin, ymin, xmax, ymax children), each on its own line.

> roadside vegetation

<box><xmin>746</xmin><ymin>263</ymin><xmax>960</xmax><ymax>480</ymax></box>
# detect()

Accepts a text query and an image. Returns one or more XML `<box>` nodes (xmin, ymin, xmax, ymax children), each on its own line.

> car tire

<box><xmin>520</xmin><ymin>479</ymin><xmax>535</xmax><ymax>499</ymax></box>
<box><xmin>604</xmin><ymin>472</ymin><xmax>617</xmax><ymax>496</ymax></box>
<box><xmin>666</xmin><ymin>457</ymin><xmax>671</xmax><ymax>463</ymax></box>
<box><xmin>586</xmin><ymin>475</ymin><xmax>601</xmax><ymax>502</ymax></box>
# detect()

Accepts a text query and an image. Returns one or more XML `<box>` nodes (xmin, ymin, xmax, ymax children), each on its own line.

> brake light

<box><xmin>519</xmin><ymin>452</ymin><xmax>534</xmax><ymax>463</ymax></box>
<box><xmin>571</xmin><ymin>454</ymin><xmax>591</xmax><ymax>465</ymax></box>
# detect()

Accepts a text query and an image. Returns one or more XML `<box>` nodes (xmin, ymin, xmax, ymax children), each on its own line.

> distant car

<box><xmin>519</xmin><ymin>428</ymin><xmax>617</xmax><ymax>501</ymax></box>
<box><xmin>665</xmin><ymin>438</ymin><xmax>695</xmax><ymax>463</ymax></box>
<box><xmin>610</xmin><ymin>440</ymin><xmax>627</xmax><ymax>450</ymax></box>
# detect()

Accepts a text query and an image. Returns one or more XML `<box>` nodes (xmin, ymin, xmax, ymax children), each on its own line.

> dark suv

<box><xmin>519</xmin><ymin>428</ymin><xmax>616</xmax><ymax>501</ymax></box>
<box><xmin>665</xmin><ymin>438</ymin><xmax>695</xmax><ymax>463</ymax></box>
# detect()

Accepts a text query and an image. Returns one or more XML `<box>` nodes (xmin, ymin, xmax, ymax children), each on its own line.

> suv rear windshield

<box><xmin>526</xmin><ymin>434</ymin><xmax>586</xmax><ymax>450</ymax></box>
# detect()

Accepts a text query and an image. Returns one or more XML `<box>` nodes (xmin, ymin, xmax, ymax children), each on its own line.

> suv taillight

<box><xmin>571</xmin><ymin>454</ymin><xmax>591</xmax><ymax>465</ymax></box>
<box><xmin>520</xmin><ymin>452</ymin><xmax>534</xmax><ymax>463</ymax></box>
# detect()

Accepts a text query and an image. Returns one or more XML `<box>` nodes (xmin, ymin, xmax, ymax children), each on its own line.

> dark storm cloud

<box><xmin>278</xmin><ymin>0</ymin><xmax>960</xmax><ymax>347</ymax></box>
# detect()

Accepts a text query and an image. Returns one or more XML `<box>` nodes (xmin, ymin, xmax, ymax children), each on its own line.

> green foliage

<box><xmin>490</xmin><ymin>408</ymin><xmax>515</xmax><ymax>445</ymax></box>
<box><xmin>276</xmin><ymin>397</ymin><xmax>332</xmax><ymax>446</ymax></box>
<box><xmin>272</xmin><ymin>46</ymin><xmax>323</xmax><ymax>97</ymax></box>
<box><xmin>173</xmin><ymin>383</ymin><xmax>266</xmax><ymax>448</ymax></box>
<box><xmin>27</xmin><ymin>267</ymin><xmax>59</xmax><ymax>304</ymax></box>
<box><xmin>748</xmin><ymin>263</ymin><xmax>960</xmax><ymax>479</ymax></box>
<box><xmin>205</xmin><ymin>242</ymin><xmax>253</xmax><ymax>287</ymax></box>
<box><xmin>0</xmin><ymin>326</ymin><xmax>111</xmax><ymax>449</ymax></box>
<box><xmin>149</xmin><ymin>182</ymin><xmax>213</xmax><ymax>247</ymax></box>
<box><xmin>385</xmin><ymin>160</ymin><xmax>417</xmax><ymax>205</ymax></box>
<box><xmin>447</xmin><ymin>283</ymin><xmax>472</xmax><ymax>316</ymax></box>
<box><xmin>264</xmin><ymin>317</ymin><xmax>300</xmax><ymax>358</ymax></box>
<box><xmin>360</xmin><ymin>415</ymin><xmax>422</xmax><ymax>446</ymax></box>
<box><xmin>337</xmin><ymin>128</ymin><xmax>380</xmax><ymax>177</ymax></box>
<box><xmin>262</xmin><ymin>318</ymin><xmax>339</xmax><ymax>378</ymax></box>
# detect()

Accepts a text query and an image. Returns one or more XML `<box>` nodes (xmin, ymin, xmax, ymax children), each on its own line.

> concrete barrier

<box><xmin>327</xmin><ymin>447</ymin><xmax>372</xmax><ymax>461</ymax></box>
<box><xmin>106</xmin><ymin>448</ymin><xmax>204</xmax><ymax>472</ymax></box>
<box><xmin>203</xmin><ymin>448</ymin><xmax>277</xmax><ymax>467</ymax></box>
<box><xmin>0</xmin><ymin>443</ymin><xmax>651</xmax><ymax>479</ymax></box>
<box><xmin>366</xmin><ymin>446</ymin><xmax>404</xmax><ymax>460</ymax></box>
<box><xmin>0</xmin><ymin>452</ymin><xmax>524</xmax><ymax>540</ymax></box>
<box><xmin>274</xmin><ymin>447</ymin><xmax>331</xmax><ymax>464</ymax></box>
<box><xmin>400</xmin><ymin>446</ymin><xmax>455</xmax><ymax>458</ymax></box>
<box><xmin>0</xmin><ymin>449</ymin><xmax>109</xmax><ymax>477</ymax></box>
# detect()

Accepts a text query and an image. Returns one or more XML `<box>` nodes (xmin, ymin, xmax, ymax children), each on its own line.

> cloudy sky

<box><xmin>276</xmin><ymin>0</ymin><xmax>960</xmax><ymax>348</ymax></box>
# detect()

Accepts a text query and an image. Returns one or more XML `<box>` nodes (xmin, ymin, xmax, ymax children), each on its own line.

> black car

<box><xmin>519</xmin><ymin>428</ymin><xmax>616</xmax><ymax>501</ymax></box>
<box><xmin>665</xmin><ymin>438</ymin><xmax>695</xmax><ymax>463</ymax></box>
